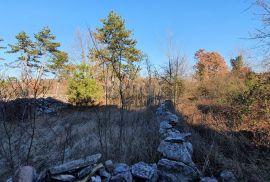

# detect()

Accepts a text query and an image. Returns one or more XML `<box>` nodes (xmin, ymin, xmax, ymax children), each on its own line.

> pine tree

<box><xmin>92</xmin><ymin>11</ymin><xmax>143</xmax><ymax>105</ymax></box>
<box><xmin>7</xmin><ymin>27</ymin><xmax>68</xmax><ymax>97</ymax></box>
<box><xmin>91</xmin><ymin>11</ymin><xmax>143</xmax><ymax>151</ymax></box>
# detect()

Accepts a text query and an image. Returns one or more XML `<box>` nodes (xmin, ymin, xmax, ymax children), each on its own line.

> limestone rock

<box><xmin>112</xmin><ymin>163</ymin><xmax>132</xmax><ymax>182</ymax></box>
<box><xmin>220</xmin><ymin>170</ymin><xmax>236</xmax><ymax>182</ymax></box>
<box><xmin>51</xmin><ymin>174</ymin><xmax>76</xmax><ymax>182</ymax></box>
<box><xmin>164</xmin><ymin>132</ymin><xmax>192</xmax><ymax>143</ymax></box>
<box><xmin>13</xmin><ymin>166</ymin><xmax>36</xmax><ymax>182</ymax></box>
<box><xmin>158</xmin><ymin>158</ymin><xmax>199</xmax><ymax>182</ymax></box>
<box><xmin>158</xmin><ymin>140</ymin><xmax>193</xmax><ymax>164</ymax></box>
<box><xmin>159</xmin><ymin>121</ymin><xmax>173</xmax><ymax>135</ymax></box>
<box><xmin>48</xmin><ymin>153</ymin><xmax>101</xmax><ymax>175</ymax></box>
<box><xmin>131</xmin><ymin>162</ymin><xmax>157</xmax><ymax>181</ymax></box>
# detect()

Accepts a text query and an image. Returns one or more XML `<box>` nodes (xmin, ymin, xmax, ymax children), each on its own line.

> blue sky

<box><xmin>0</xmin><ymin>0</ymin><xmax>263</xmax><ymax>74</ymax></box>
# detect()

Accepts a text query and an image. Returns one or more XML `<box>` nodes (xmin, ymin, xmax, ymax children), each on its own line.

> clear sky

<box><xmin>0</xmin><ymin>0</ymin><xmax>263</xmax><ymax>74</ymax></box>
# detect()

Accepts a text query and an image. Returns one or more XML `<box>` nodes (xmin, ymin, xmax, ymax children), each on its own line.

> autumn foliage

<box><xmin>194</xmin><ymin>49</ymin><xmax>229</xmax><ymax>81</ymax></box>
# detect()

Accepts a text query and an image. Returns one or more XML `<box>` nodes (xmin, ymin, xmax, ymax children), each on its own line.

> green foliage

<box><xmin>230</xmin><ymin>55</ymin><xmax>244</xmax><ymax>72</ymax></box>
<box><xmin>68</xmin><ymin>64</ymin><xmax>103</xmax><ymax>106</ymax></box>
<box><xmin>232</xmin><ymin>73</ymin><xmax>270</xmax><ymax>121</ymax></box>
<box><xmin>92</xmin><ymin>11</ymin><xmax>143</xmax><ymax>82</ymax></box>
<box><xmin>7</xmin><ymin>27</ymin><xmax>68</xmax><ymax>78</ymax></box>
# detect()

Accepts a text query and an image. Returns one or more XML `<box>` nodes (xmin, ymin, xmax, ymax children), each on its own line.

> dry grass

<box><xmin>0</xmin><ymin>104</ymin><xmax>160</xmax><ymax>180</ymax></box>
<box><xmin>175</xmin><ymin>99</ymin><xmax>270</xmax><ymax>181</ymax></box>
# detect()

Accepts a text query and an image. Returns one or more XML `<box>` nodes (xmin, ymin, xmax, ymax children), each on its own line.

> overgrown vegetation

<box><xmin>0</xmin><ymin>2</ymin><xmax>270</xmax><ymax>181</ymax></box>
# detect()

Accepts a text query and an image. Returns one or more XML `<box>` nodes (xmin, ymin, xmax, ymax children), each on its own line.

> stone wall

<box><xmin>5</xmin><ymin>100</ymin><xmax>236</xmax><ymax>182</ymax></box>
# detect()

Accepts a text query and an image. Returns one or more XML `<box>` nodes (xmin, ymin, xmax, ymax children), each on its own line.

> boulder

<box><xmin>220</xmin><ymin>170</ymin><xmax>236</xmax><ymax>182</ymax></box>
<box><xmin>158</xmin><ymin>140</ymin><xmax>193</xmax><ymax>164</ymax></box>
<box><xmin>13</xmin><ymin>166</ymin><xmax>36</xmax><ymax>182</ymax></box>
<box><xmin>158</xmin><ymin>158</ymin><xmax>199</xmax><ymax>182</ymax></box>
<box><xmin>48</xmin><ymin>153</ymin><xmax>101</xmax><ymax>175</ymax></box>
<box><xmin>112</xmin><ymin>163</ymin><xmax>132</xmax><ymax>182</ymax></box>
<box><xmin>200</xmin><ymin>177</ymin><xmax>218</xmax><ymax>182</ymax></box>
<box><xmin>131</xmin><ymin>162</ymin><xmax>157</xmax><ymax>181</ymax></box>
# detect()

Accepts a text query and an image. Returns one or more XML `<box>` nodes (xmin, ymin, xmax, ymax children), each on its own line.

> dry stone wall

<box><xmin>5</xmin><ymin>100</ymin><xmax>236</xmax><ymax>182</ymax></box>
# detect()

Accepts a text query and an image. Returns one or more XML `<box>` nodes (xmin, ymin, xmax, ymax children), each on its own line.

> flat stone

<box><xmin>158</xmin><ymin>140</ymin><xmax>193</xmax><ymax>164</ymax></box>
<box><xmin>200</xmin><ymin>177</ymin><xmax>218</xmax><ymax>182</ymax></box>
<box><xmin>158</xmin><ymin>158</ymin><xmax>199</xmax><ymax>182</ymax></box>
<box><xmin>48</xmin><ymin>153</ymin><xmax>101</xmax><ymax>175</ymax></box>
<box><xmin>164</xmin><ymin>132</ymin><xmax>192</xmax><ymax>143</ymax></box>
<box><xmin>131</xmin><ymin>162</ymin><xmax>157</xmax><ymax>181</ymax></box>
<box><xmin>51</xmin><ymin>174</ymin><xmax>76</xmax><ymax>182</ymax></box>
<box><xmin>13</xmin><ymin>166</ymin><xmax>36</xmax><ymax>182</ymax></box>
<box><xmin>159</xmin><ymin>121</ymin><xmax>173</xmax><ymax>134</ymax></box>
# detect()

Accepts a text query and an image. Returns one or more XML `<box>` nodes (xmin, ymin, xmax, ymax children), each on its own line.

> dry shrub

<box><xmin>176</xmin><ymin>100</ymin><xmax>270</xmax><ymax>181</ymax></box>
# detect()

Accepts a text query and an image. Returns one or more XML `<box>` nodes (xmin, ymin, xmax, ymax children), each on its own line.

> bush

<box><xmin>68</xmin><ymin>64</ymin><xmax>103</xmax><ymax>106</ymax></box>
<box><xmin>232</xmin><ymin>73</ymin><xmax>270</xmax><ymax>122</ymax></box>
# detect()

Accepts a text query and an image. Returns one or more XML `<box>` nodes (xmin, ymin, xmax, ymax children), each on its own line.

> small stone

<box><xmin>220</xmin><ymin>170</ymin><xmax>236</xmax><ymax>182</ymax></box>
<box><xmin>99</xmin><ymin>167</ymin><xmax>111</xmax><ymax>178</ymax></box>
<box><xmin>105</xmin><ymin>160</ymin><xmax>114</xmax><ymax>172</ymax></box>
<box><xmin>13</xmin><ymin>166</ymin><xmax>36</xmax><ymax>182</ymax></box>
<box><xmin>200</xmin><ymin>177</ymin><xmax>218</xmax><ymax>182</ymax></box>
<box><xmin>131</xmin><ymin>162</ymin><xmax>157</xmax><ymax>181</ymax></box>
<box><xmin>51</xmin><ymin>174</ymin><xmax>76</xmax><ymax>182</ymax></box>
<box><xmin>5</xmin><ymin>177</ymin><xmax>13</xmax><ymax>182</ymax></box>
<box><xmin>91</xmin><ymin>176</ymin><xmax>102</xmax><ymax>182</ymax></box>
<box><xmin>112</xmin><ymin>163</ymin><xmax>132</xmax><ymax>182</ymax></box>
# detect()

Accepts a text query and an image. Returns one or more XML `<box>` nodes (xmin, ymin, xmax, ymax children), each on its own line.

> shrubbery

<box><xmin>68</xmin><ymin>64</ymin><xmax>103</xmax><ymax>106</ymax></box>
<box><xmin>232</xmin><ymin>73</ymin><xmax>270</xmax><ymax>122</ymax></box>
